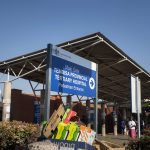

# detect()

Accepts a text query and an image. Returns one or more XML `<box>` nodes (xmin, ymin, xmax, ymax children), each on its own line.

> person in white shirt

<box><xmin>128</xmin><ymin>118</ymin><xmax>136</xmax><ymax>139</ymax></box>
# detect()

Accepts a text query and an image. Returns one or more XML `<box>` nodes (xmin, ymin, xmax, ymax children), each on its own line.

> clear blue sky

<box><xmin>0</xmin><ymin>0</ymin><xmax>150</xmax><ymax>93</ymax></box>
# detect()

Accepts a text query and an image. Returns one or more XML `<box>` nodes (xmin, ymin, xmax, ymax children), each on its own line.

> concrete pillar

<box><xmin>102</xmin><ymin>124</ymin><xmax>106</xmax><ymax>136</ymax></box>
<box><xmin>122</xmin><ymin>107</ymin><xmax>127</xmax><ymax>135</ymax></box>
<box><xmin>2</xmin><ymin>81</ymin><xmax>11</xmax><ymax>121</ymax></box>
<box><xmin>86</xmin><ymin>99</ymin><xmax>91</xmax><ymax>128</ymax></box>
<box><xmin>114</xmin><ymin>124</ymin><xmax>117</xmax><ymax>136</ymax></box>
<box><xmin>66</xmin><ymin>95</ymin><xmax>72</xmax><ymax>108</ymax></box>
<box><xmin>40</xmin><ymin>90</ymin><xmax>45</xmax><ymax>122</ymax></box>
<box><xmin>113</xmin><ymin>107</ymin><xmax>118</xmax><ymax>136</ymax></box>
<box><xmin>101</xmin><ymin>103</ymin><xmax>106</xmax><ymax>136</ymax></box>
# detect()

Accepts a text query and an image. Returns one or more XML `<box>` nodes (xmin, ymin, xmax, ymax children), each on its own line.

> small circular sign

<box><xmin>89</xmin><ymin>77</ymin><xmax>95</xmax><ymax>90</ymax></box>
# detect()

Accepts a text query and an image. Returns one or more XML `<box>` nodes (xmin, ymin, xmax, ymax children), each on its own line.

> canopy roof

<box><xmin>0</xmin><ymin>32</ymin><xmax>150</xmax><ymax>104</ymax></box>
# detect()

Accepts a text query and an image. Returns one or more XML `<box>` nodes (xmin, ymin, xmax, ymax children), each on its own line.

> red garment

<box><xmin>129</xmin><ymin>129</ymin><xmax>136</xmax><ymax>139</ymax></box>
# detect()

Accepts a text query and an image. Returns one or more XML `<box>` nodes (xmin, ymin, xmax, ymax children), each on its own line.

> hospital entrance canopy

<box><xmin>0</xmin><ymin>32</ymin><xmax>150</xmax><ymax>104</ymax></box>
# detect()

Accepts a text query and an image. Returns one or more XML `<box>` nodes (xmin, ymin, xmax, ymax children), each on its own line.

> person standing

<box><xmin>140</xmin><ymin>119</ymin><xmax>145</xmax><ymax>135</ymax></box>
<box><xmin>120</xmin><ymin>119</ymin><xmax>126</xmax><ymax>134</ymax></box>
<box><xmin>128</xmin><ymin>118</ymin><xmax>136</xmax><ymax>139</ymax></box>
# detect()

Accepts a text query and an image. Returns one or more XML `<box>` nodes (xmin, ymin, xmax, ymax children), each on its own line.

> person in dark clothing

<box><xmin>120</xmin><ymin>119</ymin><xmax>126</xmax><ymax>134</ymax></box>
<box><xmin>140</xmin><ymin>119</ymin><xmax>145</xmax><ymax>134</ymax></box>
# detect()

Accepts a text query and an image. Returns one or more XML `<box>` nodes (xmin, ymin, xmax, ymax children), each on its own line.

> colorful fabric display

<box><xmin>63</xmin><ymin>110</ymin><xmax>77</xmax><ymax>124</ymax></box>
<box><xmin>62</xmin><ymin>108</ymin><xmax>70</xmax><ymax>122</ymax></box>
<box><xmin>55</xmin><ymin>122</ymin><xmax>69</xmax><ymax>140</ymax></box>
<box><xmin>66</xmin><ymin>122</ymin><xmax>80</xmax><ymax>141</ymax></box>
<box><xmin>78</xmin><ymin>125</ymin><xmax>96</xmax><ymax>145</ymax></box>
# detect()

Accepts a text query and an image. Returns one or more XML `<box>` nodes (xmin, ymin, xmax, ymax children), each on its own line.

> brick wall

<box><xmin>11</xmin><ymin>89</ymin><xmax>37</xmax><ymax>123</ymax></box>
<box><xmin>10</xmin><ymin>89</ymin><xmax>63</xmax><ymax>123</ymax></box>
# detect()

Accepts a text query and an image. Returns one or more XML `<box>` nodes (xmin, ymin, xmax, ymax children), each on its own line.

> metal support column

<box><xmin>44</xmin><ymin>44</ymin><xmax>52</xmax><ymax>120</ymax></box>
<box><xmin>86</xmin><ymin>99</ymin><xmax>91</xmax><ymax>128</ymax></box>
<box><xmin>94</xmin><ymin>64</ymin><xmax>98</xmax><ymax>135</ymax></box>
<box><xmin>94</xmin><ymin>98</ymin><xmax>98</xmax><ymax>135</ymax></box>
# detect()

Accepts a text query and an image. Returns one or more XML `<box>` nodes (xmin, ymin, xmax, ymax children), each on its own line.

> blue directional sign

<box><xmin>51</xmin><ymin>46</ymin><xmax>97</xmax><ymax>98</ymax></box>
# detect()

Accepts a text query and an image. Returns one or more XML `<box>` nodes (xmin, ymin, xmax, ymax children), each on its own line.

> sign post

<box><xmin>47</xmin><ymin>44</ymin><xmax>98</xmax><ymax>132</ymax></box>
<box><xmin>44</xmin><ymin>44</ymin><xmax>52</xmax><ymax>121</ymax></box>
<box><xmin>136</xmin><ymin>77</ymin><xmax>141</xmax><ymax>139</ymax></box>
<box><xmin>131</xmin><ymin>75</ymin><xmax>141</xmax><ymax>138</ymax></box>
<box><xmin>94</xmin><ymin>64</ymin><xmax>98</xmax><ymax>134</ymax></box>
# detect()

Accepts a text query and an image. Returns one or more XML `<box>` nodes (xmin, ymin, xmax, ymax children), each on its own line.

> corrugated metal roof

<box><xmin>0</xmin><ymin>32</ymin><xmax>150</xmax><ymax>103</ymax></box>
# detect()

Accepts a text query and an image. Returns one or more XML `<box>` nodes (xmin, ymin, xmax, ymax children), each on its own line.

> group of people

<box><xmin>120</xmin><ymin>117</ymin><xmax>145</xmax><ymax>139</ymax></box>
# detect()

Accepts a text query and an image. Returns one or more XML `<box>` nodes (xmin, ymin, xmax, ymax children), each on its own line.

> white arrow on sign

<box><xmin>89</xmin><ymin>77</ymin><xmax>95</xmax><ymax>90</ymax></box>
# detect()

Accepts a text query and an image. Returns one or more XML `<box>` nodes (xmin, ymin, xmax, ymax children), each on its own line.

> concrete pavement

<box><xmin>97</xmin><ymin>133</ymin><xmax>133</xmax><ymax>147</ymax></box>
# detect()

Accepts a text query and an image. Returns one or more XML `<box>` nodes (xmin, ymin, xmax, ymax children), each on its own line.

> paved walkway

<box><xmin>97</xmin><ymin>133</ymin><xmax>132</xmax><ymax>147</ymax></box>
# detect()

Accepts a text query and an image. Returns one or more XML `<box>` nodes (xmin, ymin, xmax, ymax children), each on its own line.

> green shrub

<box><xmin>0</xmin><ymin>121</ymin><xmax>40</xmax><ymax>150</ymax></box>
<box><xmin>126</xmin><ymin>136</ymin><xmax>150</xmax><ymax>150</ymax></box>
<box><xmin>143</xmin><ymin>128</ymin><xmax>150</xmax><ymax>136</ymax></box>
